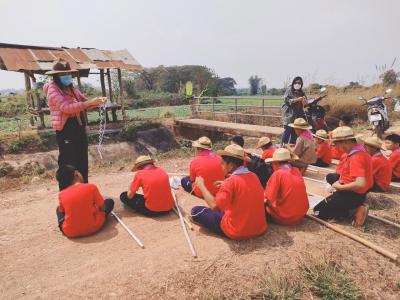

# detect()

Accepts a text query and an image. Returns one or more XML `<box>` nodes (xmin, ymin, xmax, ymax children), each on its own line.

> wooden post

<box><xmin>100</xmin><ymin>69</ymin><xmax>109</xmax><ymax>122</ymax></box>
<box><xmin>212</xmin><ymin>97</ymin><xmax>215</xmax><ymax>120</ymax></box>
<box><xmin>106</xmin><ymin>68</ymin><xmax>117</xmax><ymax>122</ymax></box>
<box><xmin>117</xmin><ymin>68</ymin><xmax>126</xmax><ymax>122</ymax></box>
<box><xmin>77</xmin><ymin>74</ymin><xmax>82</xmax><ymax>89</ymax></box>
<box><xmin>24</xmin><ymin>71</ymin><xmax>34</xmax><ymax>127</ymax></box>
<box><xmin>234</xmin><ymin>98</ymin><xmax>238</xmax><ymax>123</ymax></box>
<box><xmin>262</xmin><ymin>98</ymin><xmax>265</xmax><ymax>126</ymax></box>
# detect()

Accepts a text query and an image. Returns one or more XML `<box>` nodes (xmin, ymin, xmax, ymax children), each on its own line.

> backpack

<box><xmin>247</xmin><ymin>154</ymin><xmax>274</xmax><ymax>188</ymax></box>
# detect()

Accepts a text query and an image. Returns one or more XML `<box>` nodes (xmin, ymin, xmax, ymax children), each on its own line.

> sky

<box><xmin>1</xmin><ymin>0</ymin><xmax>399</xmax><ymax>89</ymax></box>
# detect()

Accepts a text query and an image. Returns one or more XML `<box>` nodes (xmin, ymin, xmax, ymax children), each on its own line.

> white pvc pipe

<box><xmin>111</xmin><ymin>211</ymin><xmax>145</xmax><ymax>249</ymax></box>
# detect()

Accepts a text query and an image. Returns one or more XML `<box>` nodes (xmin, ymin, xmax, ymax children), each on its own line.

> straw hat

<box><xmin>45</xmin><ymin>59</ymin><xmax>78</xmax><ymax>76</ymax></box>
<box><xmin>217</xmin><ymin>144</ymin><xmax>251</xmax><ymax>162</ymax></box>
<box><xmin>363</xmin><ymin>136</ymin><xmax>383</xmax><ymax>149</ymax></box>
<box><xmin>330</xmin><ymin>126</ymin><xmax>362</xmax><ymax>142</ymax></box>
<box><xmin>256</xmin><ymin>136</ymin><xmax>271</xmax><ymax>149</ymax></box>
<box><xmin>192</xmin><ymin>136</ymin><xmax>212</xmax><ymax>150</ymax></box>
<box><xmin>288</xmin><ymin>118</ymin><xmax>312</xmax><ymax>130</ymax></box>
<box><xmin>265</xmin><ymin>148</ymin><xmax>299</xmax><ymax>163</ymax></box>
<box><xmin>313</xmin><ymin>129</ymin><xmax>329</xmax><ymax>140</ymax></box>
<box><xmin>131</xmin><ymin>155</ymin><xmax>154</xmax><ymax>171</ymax></box>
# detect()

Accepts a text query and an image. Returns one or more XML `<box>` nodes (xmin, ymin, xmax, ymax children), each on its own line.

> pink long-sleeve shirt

<box><xmin>44</xmin><ymin>82</ymin><xmax>88</xmax><ymax>131</ymax></box>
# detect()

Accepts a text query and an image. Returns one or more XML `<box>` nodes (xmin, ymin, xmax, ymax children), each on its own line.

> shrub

<box><xmin>159</xmin><ymin>108</ymin><xmax>175</xmax><ymax>118</ymax></box>
<box><xmin>119</xmin><ymin>122</ymin><xmax>161</xmax><ymax>141</ymax></box>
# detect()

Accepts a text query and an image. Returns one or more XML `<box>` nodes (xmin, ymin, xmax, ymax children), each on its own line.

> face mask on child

<box><xmin>293</xmin><ymin>83</ymin><xmax>302</xmax><ymax>90</ymax></box>
<box><xmin>59</xmin><ymin>75</ymin><xmax>73</xmax><ymax>86</ymax></box>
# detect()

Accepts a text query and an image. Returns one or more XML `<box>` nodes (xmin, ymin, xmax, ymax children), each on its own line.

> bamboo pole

<box><xmin>369</xmin><ymin>214</ymin><xmax>400</xmax><ymax>229</ymax></box>
<box><xmin>111</xmin><ymin>211</ymin><xmax>145</xmax><ymax>249</ymax></box>
<box><xmin>171</xmin><ymin>190</ymin><xmax>197</xmax><ymax>258</ymax></box>
<box><xmin>173</xmin><ymin>207</ymin><xmax>194</xmax><ymax>231</ymax></box>
<box><xmin>306</xmin><ymin>214</ymin><xmax>398</xmax><ymax>261</ymax></box>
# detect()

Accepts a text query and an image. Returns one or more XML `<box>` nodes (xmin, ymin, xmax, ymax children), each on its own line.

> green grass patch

<box><xmin>252</xmin><ymin>273</ymin><xmax>303</xmax><ymax>300</ymax></box>
<box><xmin>302</xmin><ymin>258</ymin><xmax>361</xmax><ymax>300</ymax></box>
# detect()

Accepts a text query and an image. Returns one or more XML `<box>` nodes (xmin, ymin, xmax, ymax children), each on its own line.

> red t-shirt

<box><xmin>339</xmin><ymin>146</ymin><xmax>373</xmax><ymax>194</ymax></box>
<box><xmin>389</xmin><ymin>148</ymin><xmax>400</xmax><ymax>178</ymax></box>
<box><xmin>130</xmin><ymin>166</ymin><xmax>174</xmax><ymax>212</ymax></box>
<box><xmin>336</xmin><ymin>153</ymin><xmax>347</xmax><ymax>174</ymax></box>
<box><xmin>190</xmin><ymin>150</ymin><xmax>225</xmax><ymax>198</ymax></box>
<box><xmin>331</xmin><ymin>146</ymin><xmax>344</xmax><ymax>160</ymax></box>
<box><xmin>371</xmin><ymin>152</ymin><xmax>392</xmax><ymax>191</ymax></box>
<box><xmin>58</xmin><ymin>183</ymin><xmax>105</xmax><ymax>238</ymax></box>
<box><xmin>261</xmin><ymin>145</ymin><xmax>276</xmax><ymax>160</ymax></box>
<box><xmin>316</xmin><ymin>141</ymin><xmax>332</xmax><ymax>164</ymax></box>
<box><xmin>215</xmin><ymin>172</ymin><xmax>268</xmax><ymax>240</ymax></box>
<box><xmin>265</xmin><ymin>165</ymin><xmax>309</xmax><ymax>225</ymax></box>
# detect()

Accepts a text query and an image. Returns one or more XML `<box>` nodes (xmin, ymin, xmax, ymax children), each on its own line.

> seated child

<box><xmin>312</xmin><ymin>130</ymin><xmax>332</xmax><ymax>167</ymax></box>
<box><xmin>256</xmin><ymin>136</ymin><xmax>276</xmax><ymax>160</ymax></box>
<box><xmin>189</xmin><ymin>144</ymin><xmax>268</xmax><ymax>240</ymax></box>
<box><xmin>181</xmin><ymin>136</ymin><xmax>225</xmax><ymax>198</ymax></box>
<box><xmin>363</xmin><ymin>136</ymin><xmax>392</xmax><ymax>192</ymax></box>
<box><xmin>264</xmin><ymin>148</ymin><xmax>309</xmax><ymax>225</ymax></box>
<box><xmin>55</xmin><ymin>165</ymin><xmax>114</xmax><ymax>238</ymax></box>
<box><xmin>230</xmin><ymin>135</ymin><xmax>245</xmax><ymax>147</ymax></box>
<box><xmin>330</xmin><ymin>115</ymin><xmax>352</xmax><ymax>159</ymax></box>
<box><xmin>120</xmin><ymin>155</ymin><xmax>174</xmax><ymax>217</ymax></box>
<box><xmin>286</xmin><ymin>118</ymin><xmax>317</xmax><ymax>174</ymax></box>
<box><xmin>314</xmin><ymin>127</ymin><xmax>373</xmax><ymax>226</ymax></box>
<box><xmin>384</xmin><ymin>134</ymin><xmax>400</xmax><ymax>182</ymax></box>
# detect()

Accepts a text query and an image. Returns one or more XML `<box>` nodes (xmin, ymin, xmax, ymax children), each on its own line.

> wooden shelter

<box><xmin>0</xmin><ymin>43</ymin><xmax>143</xmax><ymax>128</ymax></box>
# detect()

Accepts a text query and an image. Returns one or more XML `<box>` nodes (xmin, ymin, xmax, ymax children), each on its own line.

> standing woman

<box><xmin>281</xmin><ymin>76</ymin><xmax>308</xmax><ymax>145</ymax></box>
<box><xmin>44</xmin><ymin>59</ymin><xmax>105</xmax><ymax>190</ymax></box>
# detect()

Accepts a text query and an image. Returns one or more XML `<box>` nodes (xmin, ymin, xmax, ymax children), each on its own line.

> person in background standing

<box><xmin>281</xmin><ymin>76</ymin><xmax>308</xmax><ymax>146</ymax></box>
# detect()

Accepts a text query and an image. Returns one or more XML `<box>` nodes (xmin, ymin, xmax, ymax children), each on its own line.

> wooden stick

<box><xmin>111</xmin><ymin>211</ymin><xmax>145</xmax><ymax>249</ymax></box>
<box><xmin>369</xmin><ymin>214</ymin><xmax>400</xmax><ymax>229</ymax></box>
<box><xmin>306</xmin><ymin>214</ymin><xmax>398</xmax><ymax>261</ymax></box>
<box><xmin>171</xmin><ymin>190</ymin><xmax>197</xmax><ymax>258</ymax></box>
<box><xmin>173</xmin><ymin>207</ymin><xmax>194</xmax><ymax>231</ymax></box>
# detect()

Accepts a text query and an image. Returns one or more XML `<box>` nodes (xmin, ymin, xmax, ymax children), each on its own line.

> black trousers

<box><xmin>392</xmin><ymin>176</ymin><xmax>400</xmax><ymax>182</ymax></box>
<box><xmin>56</xmin><ymin>198</ymin><xmax>114</xmax><ymax>232</ymax></box>
<box><xmin>56</xmin><ymin>118</ymin><xmax>88</xmax><ymax>190</ymax></box>
<box><xmin>312</xmin><ymin>159</ymin><xmax>330</xmax><ymax>168</ymax></box>
<box><xmin>313</xmin><ymin>191</ymin><xmax>366</xmax><ymax>220</ymax></box>
<box><xmin>120</xmin><ymin>192</ymin><xmax>171</xmax><ymax>217</ymax></box>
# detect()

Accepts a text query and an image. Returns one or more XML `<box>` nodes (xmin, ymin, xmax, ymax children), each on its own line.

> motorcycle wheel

<box><xmin>374</xmin><ymin>123</ymin><xmax>384</xmax><ymax>138</ymax></box>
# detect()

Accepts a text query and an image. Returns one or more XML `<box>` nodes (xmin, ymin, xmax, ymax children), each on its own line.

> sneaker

<box><xmin>352</xmin><ymin>204</ymin><xmax>369</xmax><ymax>227</ymax></box>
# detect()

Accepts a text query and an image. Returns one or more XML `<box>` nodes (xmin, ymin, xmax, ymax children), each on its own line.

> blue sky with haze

<box><xmin>1</xmin><ymin>0</ymin><xmax>399</xmax><ymax>89</ymax></box>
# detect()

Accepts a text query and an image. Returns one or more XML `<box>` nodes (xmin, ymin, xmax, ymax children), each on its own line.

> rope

<box><xmin>97</xmin><ymin>103</ymin><xmax>107</xmax><ymax>159</ymax></box>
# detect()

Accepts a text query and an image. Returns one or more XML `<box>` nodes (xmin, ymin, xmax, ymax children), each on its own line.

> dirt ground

<box><xmin>1</xmin><ymin>152</ymin><xmax>400</xmax><ymax>299</ymax></box>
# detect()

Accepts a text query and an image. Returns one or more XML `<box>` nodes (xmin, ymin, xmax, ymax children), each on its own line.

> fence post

<box><xmin>235</xmin><ymin>98</ymin><xmax>238</xmax><ymax>123</ymax></box>
<box><xmin>262</xmin><ymin>98</ymin><xmax>265</xmax><ymax>126</ymax></box>
<box><xmin>212</xmin><ymin>97</ymin><xmax>215</xmax><ymax>120</ymax></box>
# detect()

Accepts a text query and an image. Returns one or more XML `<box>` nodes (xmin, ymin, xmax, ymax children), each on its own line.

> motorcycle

<box><xmin>357</xmin><ymin>88</ymin><xmax>392</xmax><ymax>138</ymax></box>
<box><xmin>305</xmin><ymin>87</ymin><xmax>328</xmax><ymax>132</ymax></box>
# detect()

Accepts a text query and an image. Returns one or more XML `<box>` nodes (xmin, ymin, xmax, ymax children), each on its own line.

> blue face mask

<box><xmin>59</xmin><ymin>75</ymin><xmax>73</xmax><ymax>86</ymax></box>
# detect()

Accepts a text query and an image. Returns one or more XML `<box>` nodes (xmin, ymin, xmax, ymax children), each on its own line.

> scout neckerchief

<box><xmin>301</xmin><ymin>130</ymin><xmax>314</xmax><ymax>140</ymax></box>
<box><xmin>278</xmin><ymin>163</ymin><xmax>292</xmax><ymax>171</ymax></box>
<box><xmin>198</xmin><ymin>149</ymin><xmax>216</xmax><ymax>157</ymax></box>
<box><xmin>231</xmin><ymin>166</ymin><xmax>250</xmax><ymax>175</ymax></box>
<box><xmin>373</xmin><ymin>150</ymin><xmax>384</xmax><ymax>157</ymax></box>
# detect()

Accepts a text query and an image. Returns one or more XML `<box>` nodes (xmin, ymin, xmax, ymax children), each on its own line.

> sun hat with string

<box><xmin>131</xmin><ymin>155</ymin><xmax>155</xmax><ymax>171</ymax></box>
<box><xmin>312</xmin><ymin>129</ymin><xmax>329</xmax><ymax>140</ymax></box>
<box><xmin>265</xmin><ymin>148</ymin><xmax>299</xmax><ymax>163</ymax></box>
<box><xmin>217</xmin><ymin>144</ymin><xmax>251</xmax><ymax>162</ymax></box>
<box><xmin>192</xmin><ymin>136</ymin><xmax>212</xmax><ymax>150</ymax></box>
<box><xmin>330</xmin><ymin>126</ymin><xmax>363</xmax><ymax>143</ymax></box>
<box><xmin>362</xmin><ymin>136</ymin><xmax>383</xmax><ymax>149</ymax></box>
<box><xmin>288</xmin><ymin>118</ymin><xmax>312</xmax><ymax>130</ymax></box>
<box><xmin>256</xmin><ymin>136</ymin><xmax>272</xmax><ymax>149</ymax></box>
<box><xmin>45</xmin><ymin>59</ymin><xmax>78</xmax><ymax>76</ymax></box>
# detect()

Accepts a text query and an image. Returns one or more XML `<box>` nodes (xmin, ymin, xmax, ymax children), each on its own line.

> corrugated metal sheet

<box><xmin>0</xmin><ymin>43</ymin><xmax>143</xmax><ymax>73</ymax></box>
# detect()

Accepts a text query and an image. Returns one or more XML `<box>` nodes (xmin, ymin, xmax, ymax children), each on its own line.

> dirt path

<box><xmin>1</xmin><ymin>156</ymin><xmax>400</xmax><ymax>299</ymax></box>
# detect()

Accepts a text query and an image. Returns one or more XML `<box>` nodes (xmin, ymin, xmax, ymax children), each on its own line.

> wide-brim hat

<box><xmin>330</xmin><ymin>126</ymin><xmax>362</xmax><ymax>142</ymax></box>
<box><xmin>313</xmin><ymin>129</ymin><xmax>329</xmax><ymax>140</ymax></box>
<box><xmin>363</xmin><ymin>136</ymin><xmax>383</xmax><ymax>149</ymax></box>
<box><xmin>288</xmin><ymin>118</ymin><xmax>312</xmax><ymax>130</ymax></box>
<box><xmin>265</xmin><ymin>148</ymin><xmax>299</xmax><ymax>163</ymax></box>
<box><xmin>192</xmin><ymin>136</ymin><xmax>212</xmax><ymax>150</ymax></box>
<box><xmin>256</xmin><ymin>136</ymin><xmax>272</xmax><ymax>149</ymax></box>
<box><xmin>131</xmin><ymin>155</ymin><xmax>155</xmax><ymax>171</ymax></box>
<box><xmin>45</xmin><ymin>59</ymin><xmax>78</xmax><ymax>76</ymax></box>
<box><xmin>217</xmin><ymin>144</ymin><xmax>251</xmax><ymax>162</ymax></box>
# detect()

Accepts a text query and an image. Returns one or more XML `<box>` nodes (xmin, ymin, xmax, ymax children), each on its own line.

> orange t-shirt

<box><xmin>389</xmin><ymin>148</ymin><xmax>400</xmax><ymax>178</ymax></box>
<box><xmin>331</xmin><ymin>146</ymin><xmax>344</xmax><ymax>160</ymax></box>
<box><xmin>265</xmin><ymin>165</ymin><xmax>309</xmax><ymax>225</ymax></box>
<box><xmin>190</xmin><ymin>150</ymin><xmax>225</xmax><ymax>198</ymax></box>
<box><xmin>130</xmin><ymin>166</ymin><xmax>174</xmax><ymax>212</ymax></box>
<box><xmin>58</xmin><ymin>183</ymin><xmax>105</xmax><ymax>238</ymax></box>
<box><xmin>371</xmin><ymin>152</ymin><xmax>392</xmax><ymax>191</ymax></box>
<box><xmin>215</xmin><ymin>171</ymin><xmax>267</xmax><ymax>240</ymax></box>
<box><xmin>316</xmin><ymin>141</ymin><xmax>332</xmax><ymax>165</ymax></box>
<box><xmin>339</xmin><ymin>146</ymin><xmax>373</xmax><ymax>194</ymax></box>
